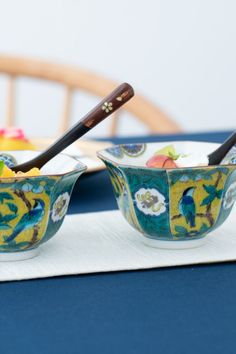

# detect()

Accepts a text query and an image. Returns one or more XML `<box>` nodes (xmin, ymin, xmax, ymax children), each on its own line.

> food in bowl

<box><xmin>0</xmin><ymin>128</ymin><xmax>35</xmax><ymax>151</ymax></box>
<box><xmin>97</xmin><ymin>141</ymin><xmax>236</xmax><ymax>249</ymax></box>
<box><xmin>146</xmin><ymin>144</ymin><xmax>209</xmax><ymax>168</ymax></box>
<box><xmin>0</xmin><ymin>150</ymin><xmax>86</xmax><ymax>261</ymax></box>
<box><xmin>0</xmin><ymin>161</ymin><xmax>40</xmax><ymax>178</ymax></box>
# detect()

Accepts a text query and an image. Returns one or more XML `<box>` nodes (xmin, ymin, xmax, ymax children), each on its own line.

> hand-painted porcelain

<box><xmin>97</xmin><ymin>141</ymin><xmax>236</xmax><ymax>249</ymax></box>
<box><xmin>0</xmin><ymin>150</ymin><xmax>86</xmax><ymax>261</ymax></box>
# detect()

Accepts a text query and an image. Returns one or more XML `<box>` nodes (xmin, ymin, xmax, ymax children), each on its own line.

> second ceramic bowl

<box><xmin>98</xmin><ymin>141</ymin><xmax>236</xmax><ymax>249</ymax></box>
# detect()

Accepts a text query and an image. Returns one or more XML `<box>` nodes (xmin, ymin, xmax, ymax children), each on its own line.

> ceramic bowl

<box><xmin>97</xmin><ymin>141</ymin><xmax>236</xmax><ymax>249</ymax></box>
<box><xmin>0</xmin><ymin>150</ymin><xmax>86</xmax><ymax>261</ymax></box>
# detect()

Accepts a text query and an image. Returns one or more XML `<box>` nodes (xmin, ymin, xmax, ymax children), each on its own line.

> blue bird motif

<box><xmin>4</xmin><ymin>198</ymin><xmax>45</xmax><ymax>243</ymax></box>
<box><xmin>179</xmin><ymin>187</ymin><xmax>196</xmax><ymax>228</ymax></box>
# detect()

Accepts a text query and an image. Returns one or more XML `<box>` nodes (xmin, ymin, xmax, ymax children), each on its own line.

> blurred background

<box><xmin>0</xmin><ymin>0</ymin><xmax>235</xmax><ymax>138</ymax></box>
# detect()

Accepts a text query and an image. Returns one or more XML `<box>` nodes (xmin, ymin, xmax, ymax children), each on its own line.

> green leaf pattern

<box><xmin>201</xmin><ymin>184</ymin><xmax>223</xmax><ymax>206</ymax></box>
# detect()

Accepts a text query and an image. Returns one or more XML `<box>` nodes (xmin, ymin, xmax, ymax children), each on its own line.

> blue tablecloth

<box><xmin>1</xmin><ymin>131</ymin><xmax>236</xmax><ymax>354</ymax></box>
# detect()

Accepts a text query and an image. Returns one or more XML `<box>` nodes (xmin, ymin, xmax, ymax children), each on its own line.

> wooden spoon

<box><xmin>208</xmin><ymin>131</ymin><xmax>236</xmax><ymax>165</ymax></box>
<box><xmin>12</xmin><ymin>83</ymin><xmax>134</xmax><ymax>172</ymax></box>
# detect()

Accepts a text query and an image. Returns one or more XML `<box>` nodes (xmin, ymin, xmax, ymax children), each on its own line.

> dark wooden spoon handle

<box><xmin>208</xmin><ymin>131</ymin><xmax>236</xmax><ymax>165</ymax></box>
<box><xmin>12</xmin><ymin>83</ymin><xmax>134</xmax><ymax>172</ymax></box>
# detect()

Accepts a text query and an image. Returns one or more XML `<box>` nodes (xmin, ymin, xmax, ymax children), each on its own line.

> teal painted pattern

<box><xmin>42</xmin><ymin>172</ymin><xmax>82</xmax><ymax>243</ymax></box>
<box><xmin>0</xmin><ymin>171</ymin><xmax>85</xmax><ymax>253</ymax></box>
<box><xmin>104</xmin><ymin>161</ymin><xmax>142</xmax><ymax>232</ymax></box>
<box><xmin>167</xmin><ymin>166</ymin><xmax>230</xmax><ymax>240</ymax></box>
<box><xmin>99</xmin><ymin>142</ymin><xmax>236</xmax><ymax>243</ymax></box>
<box><xmin>0</xmin><ymin>176</ymin><xmax>57</xmax><ymax>252</ymax></box>
<box><xmin>213</xmin><ymin>167</ymin><xmax>236</xmax><ymax>231</ymax></box>
<box><xmin>120</xmin><ymin>167</ymin><xmax>171</xmax><ymax>240</ymax></box>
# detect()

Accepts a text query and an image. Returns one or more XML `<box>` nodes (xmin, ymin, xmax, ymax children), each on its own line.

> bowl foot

<box><xmin>0</xmin><ymin>248</ymin><xmax>39</xmax><ymax>262</ymax></box>
<box><xmin>142</xmin><ymin>237</ymin><xmax>206</xmax><ymax>250</ymax></box>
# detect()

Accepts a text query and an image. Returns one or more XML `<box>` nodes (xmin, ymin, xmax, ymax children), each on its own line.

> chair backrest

<box><xmin>0</xmin><ymin>55</ymin><xmax>181</xmax><ymax>136</ymax></box>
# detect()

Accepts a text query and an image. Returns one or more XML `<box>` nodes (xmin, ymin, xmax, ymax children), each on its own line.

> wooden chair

<box><xmin>0</xmin><ymin>55</ymin><xmax>181</xmax><ymax>137</ymax></box>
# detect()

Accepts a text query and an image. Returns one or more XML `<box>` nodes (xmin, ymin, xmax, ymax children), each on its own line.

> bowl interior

<box><xmin>0</xmin><ymin>150</ymin><xmax>86</xmax><ymax>176</ymax></box>
<box><xmin>98</xmin><ymin>141</ymin><xmax>222</xmax><ymax>168</ymax></box>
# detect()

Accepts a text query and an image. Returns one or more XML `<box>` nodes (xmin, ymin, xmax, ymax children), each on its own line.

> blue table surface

<box><xmin>1</xmin><ymin>131</ymin><xmax>236</xmax><ymax>354</ymax></box>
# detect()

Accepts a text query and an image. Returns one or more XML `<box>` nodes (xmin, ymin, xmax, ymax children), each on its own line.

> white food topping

<box><xmin>176</xmin><ymin>153</ymin><xmax>209</xmax><ymax>167</ymax></box>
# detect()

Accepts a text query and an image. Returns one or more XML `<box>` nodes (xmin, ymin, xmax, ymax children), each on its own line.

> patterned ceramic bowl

<box><xmin>97</xmin><ymin>141</ymin><xmax>236</xmax><ymax>249</ymax></box>
<box><xmin>0</xmin><ymin>150</ymin><xmax>86</xmax><ymax>261</ymax></box>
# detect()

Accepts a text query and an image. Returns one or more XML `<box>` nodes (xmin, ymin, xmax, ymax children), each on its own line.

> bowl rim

<box><xmin>0</xmin><ymin>150</ymin><xmax>87</xmax><ymax>180</ymax></box>
<box><xmin>97</xmin><ymin>140</ymin><xmax>235</xmax><ymax>171</ymax></box>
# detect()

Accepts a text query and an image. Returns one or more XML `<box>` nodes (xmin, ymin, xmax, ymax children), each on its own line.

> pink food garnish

<box><xmin>0</xmin><ymin>128</ymin><xmax>28</xmax><ymax>141</ymax></box>
<box><xmin>146</xmin><ymin>154</ymin><xmax>178</xmax><ymax>168</ymax></box>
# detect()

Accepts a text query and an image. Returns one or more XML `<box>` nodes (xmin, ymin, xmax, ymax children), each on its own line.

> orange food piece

<box><xmin>146</xmin><ymin>155</ymin><xmax>177</xmax><ymax>168</ymax></box>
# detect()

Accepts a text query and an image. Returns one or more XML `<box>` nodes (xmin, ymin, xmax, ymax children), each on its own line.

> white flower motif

<box><xmin>52</xmin><ymin>192</ymin><xmax>70</xmax><ymax>222</ymax></box>
<box><xmin>102</xmin><ymin>101</ymin><xmax>113</xmax><ymax>113</ymax></box>
<box><xmin>135</xmin><ymin>188</ymin><xmax>166</xmax><ymax>216</ymax></box>
<box><xmin>223</xmin><ymin>181</ymin><xmax>236</xmax><ymax>210</ymax></box>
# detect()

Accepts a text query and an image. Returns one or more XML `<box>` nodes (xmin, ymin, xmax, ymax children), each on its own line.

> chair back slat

<box><xmin>6</xmin><ymin>76</ymin><xmax>15</xmax><ymax>127</ymax></box>
<box><xmin>110</xmin><ymin>111</ymin><xmax>120</xmax><ymax>137</ymax></box>
<box><xmin>0</xmin><ymin>55</ymin><xmax>181</xmax><ymax>136</ymax></box>
<box><xmin>60</xmin><ymin>86</ymin><xmax>73</xmax><ymax>134</ymax></box>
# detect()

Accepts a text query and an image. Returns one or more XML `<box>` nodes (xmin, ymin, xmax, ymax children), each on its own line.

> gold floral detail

<box><xmin>52</xmin><ymin>192</ymin><xmax>70</xmax><ymax>222</ymax></box>
<box><xmin>102</xmin><ymin>102</ymin><xmax>113</xmax><ymax>113</ymax></box>
<box><xmin>116</xmin><ymin>91</ymin><xmax>129</xmax><ymax>102</ymax></box>
<box><xmin>135</xmin><ymin>188</ymin><xmax>166</xmax><ymax>216</ymax></box>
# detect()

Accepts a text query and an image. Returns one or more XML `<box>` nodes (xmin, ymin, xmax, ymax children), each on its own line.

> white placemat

<box><xmin>1</xmin><ymin>209</ymin><xmax>236</xmax><ymax>282</ymax></box>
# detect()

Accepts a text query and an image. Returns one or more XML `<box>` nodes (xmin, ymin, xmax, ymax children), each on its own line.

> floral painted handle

<box><xmin>12</xmin><ymin>83</ymin><xmax>134</xmax><ymax>172</ymax></box>
<box><xmin>83</xmin><ymin>82</ymin><xmax>134</xmax><ymax>128</ymax></box>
